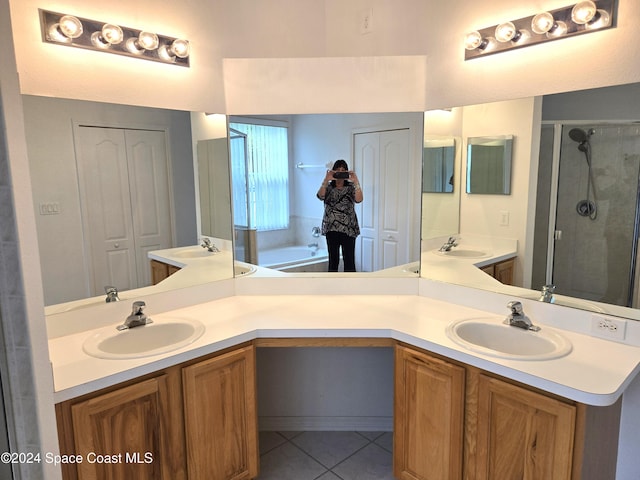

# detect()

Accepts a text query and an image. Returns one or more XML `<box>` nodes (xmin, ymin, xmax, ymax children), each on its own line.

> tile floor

<box><xmin>257</xmin><ymin>431</ymin><xmax>394</xmax><ymax>480</ymax></box>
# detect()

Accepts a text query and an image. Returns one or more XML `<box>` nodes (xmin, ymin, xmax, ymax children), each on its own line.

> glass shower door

<box><xmin>552</xmin><ymin>124</ymin><xmax>640</xmax><ymax>307</ymax></box>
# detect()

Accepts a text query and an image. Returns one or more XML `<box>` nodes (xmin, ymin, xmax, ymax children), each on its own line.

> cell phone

<box><xmin>333</xmin><ymin>171</ymin><xmax>350</xmax><ymax>179</ymax></box>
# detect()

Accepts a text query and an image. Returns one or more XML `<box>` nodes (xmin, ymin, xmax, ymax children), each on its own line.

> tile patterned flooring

<box><xmin>257</xmin><ymin>431</ymin><xmax>394</xmax><ymax>480</ymax></box>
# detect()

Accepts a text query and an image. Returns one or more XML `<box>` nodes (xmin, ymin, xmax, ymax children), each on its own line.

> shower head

<box><xmin>569</xmin><ymin>128</ymin><xmax>589</xmax><ymax>143</ymax></box>
<box><xmin>569</xmin><ymin>127</ymin><xmax>595</xmax><ymax>153</ymax></box>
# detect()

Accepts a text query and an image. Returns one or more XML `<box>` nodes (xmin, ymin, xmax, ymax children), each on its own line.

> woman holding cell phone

<box><xmin>316</xmin><ymin>159</ymin><xmax>363</xmax><ymax>272</ymax></box>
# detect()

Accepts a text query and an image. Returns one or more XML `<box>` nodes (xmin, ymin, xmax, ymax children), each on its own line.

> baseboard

<box><xmin>258</xmin><ymin>416</ymin><xmax>393</xmax><ymax>432</ymax></box>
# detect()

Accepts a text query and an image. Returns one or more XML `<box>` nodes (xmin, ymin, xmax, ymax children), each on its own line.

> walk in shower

<box><xmin>534</xmin><ymin>123</ymin><xmax>640</xmax><ymax>307</ymax></box>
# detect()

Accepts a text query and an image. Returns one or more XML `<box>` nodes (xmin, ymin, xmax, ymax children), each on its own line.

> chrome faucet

<box><xmin>201</xmin><ymin>237</ymin><xmax>220</xmax><ymax>253</ymax></box>
<box><xmin>117</xmin><ymin>301</ymin><xmax>153</xmax><ymax>331</ymax></box>
<box><xmin>539</xmin><ymin>284</ymin><xmax>556</xmax><ymax>303</ymax></box>
<box><xmin>439</xmin><ymin>236</ymin><xmax>459</xmax><ymax>252</ymax></box>
<box><xmin>504</xmin><ymin>301</ymin><xmax>540</xmax><ymax>331</ymax></box>
<box><xmin>104</xmin><ymin>285</ymin><xmax>120</xmax><ymax>303</ymax></box>
<box><xmin>311</xmin><ymin>226</ymin><xmax>321</xmax><ymax>238</ymax></box>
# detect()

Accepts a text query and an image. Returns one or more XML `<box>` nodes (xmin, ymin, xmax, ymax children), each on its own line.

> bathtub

<box><xmin>258</xmin><ymin>245</ymin><xmax>329</xmax><ymax>272</ymax></box>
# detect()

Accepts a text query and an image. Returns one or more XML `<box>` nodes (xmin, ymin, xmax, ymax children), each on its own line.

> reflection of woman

<box><xmin>316</xmin><ymin>159</ymin><xmax>363</xmax><ymax>272</ymax></box>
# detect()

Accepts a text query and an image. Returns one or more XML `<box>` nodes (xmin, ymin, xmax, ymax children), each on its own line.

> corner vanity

<box><xmin>48</xmin><ymin>289</ymin><xmax>640</xmax><ymax>480</ymax></box>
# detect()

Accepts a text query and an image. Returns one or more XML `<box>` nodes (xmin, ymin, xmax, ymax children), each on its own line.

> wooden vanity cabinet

<box><xmin>394</xmin><ymin>343</ymin><xmax>621</xmax><ymax>480</ymax></box>
<box><xmin>394</xmin><ymin>344</ymin><xmax>465</xmax><ymax>480</ymax></box>
<box><xmin>182</xmin><ymin>345</ymin><xmax>259</xmax><ymax>480</ymax></box>
<box><xmin>466</xmin><ymin>370</ymin><xmax>576</xmax><ymax>480</ymax></box>
<box><xmin>150</xmin><ymin>259</ymin><xmax>181</xmax><ymax>285</ymax></box>
<box><xmin>480</xmin><ymin>257</ymin><xmax>515</xmax><ymax>285</ymax></box>
<box><xmin>55</xmin><ymin>370</ymin><xmax>186</xmax><ymax>480</ymax></box>
<box><xmin>55</xmin><ymin>343</ymin><xmax>259</xmax><ymax>480</ymax></box>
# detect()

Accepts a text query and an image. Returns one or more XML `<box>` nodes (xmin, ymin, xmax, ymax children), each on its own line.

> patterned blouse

<box><xmin>319</xmin><ymin>182</ymin><xmax>360</xmax><ymax>238</ymax></box>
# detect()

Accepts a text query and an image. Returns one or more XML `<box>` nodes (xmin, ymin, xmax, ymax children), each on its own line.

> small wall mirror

<box><xmin>422</xmin><ymin>138</ymin><xmax>455</xmax><ymax>193</ymax></box>
<box><xmin>466</xmin><ymin>135</ymin><xmax>513</xmax><ymax>194</ymax></box>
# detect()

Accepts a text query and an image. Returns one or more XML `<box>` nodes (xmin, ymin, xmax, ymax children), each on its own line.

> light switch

<box><xmin>500</xmin><ymin>210</ymin><xmax>509</xmax><ymax>226</ymax></box>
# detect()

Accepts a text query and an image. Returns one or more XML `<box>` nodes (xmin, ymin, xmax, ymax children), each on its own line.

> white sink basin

<box><xmin>434</xmin><ymin>249</ymin><xmax>489</xmax><ymax>258</ymax></box>
<box><xmin>83</xmin><ymin>317</ymin><xmax>205</xmax><ymax>359</ymax></box>
<box><xmin>446</xmin><ymin>317</ymin><xmax>572</xmax><ymax>360</ymax></box>
<box><xmin>234</xmin><ymin>263</ymin><xmax>257</xmax><ymax>276</ymax></box>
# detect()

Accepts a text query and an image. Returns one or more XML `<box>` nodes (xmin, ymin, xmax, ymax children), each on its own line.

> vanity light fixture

<box><xmin>464</xmin><ymin>0</ymin><xmax>616</xmax><ymax>60</ymax></box>
<box><xmin>39</xmin><ymin>9</ymin><xmax>190</xmax><ymax>67</ymax></box>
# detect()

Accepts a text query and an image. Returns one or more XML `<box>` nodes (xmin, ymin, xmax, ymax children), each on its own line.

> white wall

<box><xmin>459</xmin><ymin>97</ymin><xmax>541</xmax><ymax>287</ymax></box>
<box><xmin>9</xmin><ymin>0</ymin><xmax>640</xmax><ymax>113</ymax></box>
<box><xmin>23</xmin><ymin>96</ymin><xmax>196</xmax><ymax>305</ymax></box>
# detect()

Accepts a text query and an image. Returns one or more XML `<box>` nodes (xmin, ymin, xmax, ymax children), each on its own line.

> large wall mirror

<box><xmin>229</xmin><ymin>112</ymin><xmax>423</xmax><ymax>276</ymax></box>
<box><xmin>23</xmin><ymin>96</ymin><xmax>234</xmax><ymax>313</ymax></box>
<box><xmin>421</xmin><ymin>81</ymin><xmax>640</xmax><ymax>322</ymax></box>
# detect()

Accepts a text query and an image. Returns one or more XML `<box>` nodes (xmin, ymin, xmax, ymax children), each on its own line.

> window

<box><xmin>230</xmin><ymin>120</ymin><xmax>289</xmax><ymax>231</ymax></box>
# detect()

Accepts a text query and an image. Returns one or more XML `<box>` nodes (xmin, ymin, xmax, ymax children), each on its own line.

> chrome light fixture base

<box><xmin>464</xmin><ymin>0</ymin><xmax>616</xmax><ymax>60</ymax></box>
<box><xmin>39</xmin><ymin>9</ymin><xmax>190</xmax><ymax>67</ymax></box>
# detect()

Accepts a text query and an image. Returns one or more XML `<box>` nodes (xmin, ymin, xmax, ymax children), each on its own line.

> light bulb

<box><xmin>495</xmin><ymin>22</ymin><xmax>521</xmax><ymax>43</ymax></box>
<box><xmin>532</xmin><ymin>12</ymin><xmax>568</xmax><ymax>37</ymax></box>
<box><xmin>138</xmin><ymin>31</ymin><xmax>159</xmax><ymax>50</ymax></box>
<box><xmin>170</xmin><ymin>39</ymin><xmax>190</xmax><ymax>58</ymax></box>
<box><xmin>586</xmin><ymin>9</ymin><xmax>611</xmax><ymax>29</ymax></box>
<box><xmin>464</xmin><ymin>31</ymin><xmax>484</xmax><ymax>50</ymax></box>
<box><xmin>48</xmin><ymin>15</ymin><xmax>83</xmax><ymax>43</ymax></box>
<box><xmin>531</xmin><ymin>12</ymin><xmax>555</xmax><ymax>34</ymax></box>
<box><xmin>58</xmin><ymin>15</ymin><xmax>83</xmax><ymax>39</ymax></box>
<box><xmin>125</xmin><ymin>31</ymin><xmax>159</xmax><ymax>54</ymax></box>
<box><xmin>158</xmin><ymin>39</ymin><xmax>190</xmax><ymax>62</ymax></box>
<box><xmin>546</xmin><ymin>21</ymin><xmax>568</xmax><ymax>37</ymax></box>
<box><xmin>102</xmin><ymin>24</ymin><xmax>124</xmax><ymax>44</ymax></box>
<box><xmin>90</xmin><ymin>24</ymin><xmax>123</xmax><ymax>48</ymax></box>
<box><xmin>571</xmin><ymin>1</ymin><xmax>597</xmax><ymax>24</ymax></box>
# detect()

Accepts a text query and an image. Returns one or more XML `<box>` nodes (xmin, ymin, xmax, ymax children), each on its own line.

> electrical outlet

<box><xmin>39</xmin><ymin>202</ymin><xmax>60</xmax><ymax>215</ymax></box>
<box><xmin>590</xmin><ymin>315</ymin><xmax>627</xmax><ymax>341</ymax></box>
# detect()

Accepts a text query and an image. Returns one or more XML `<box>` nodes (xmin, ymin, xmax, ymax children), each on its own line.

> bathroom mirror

<box><xmin>466</xmin><ymin>135</ymin><xmax>513</xmax><ymax>195</ymax></box>
<box><xmin>422</xmin><ymin>137</ymin><xmax>455</xmax><ymax>193</ymax></box>
<box><xmin>228</xmin><ymin>112</ymin><xmax>423</xmax><ymax>275</ymax></box>
<box><xmin>421</xmin><ymin>81</ymin><xmax>640</xmax><ymax>322</ymax></box>
<box><xmin>197</xmin><ymin>138</ymin><xmax>233</xmax><ymax>241</ymax></box>
<box><xmin>23</xmin><ymin>95</ymin><xmax>234</xmax><ymax>310</ymax></box>
<box><xmin>421</xmin><ymin>134</ymin><xmax>461</xmax><ymax>241</ymax></box>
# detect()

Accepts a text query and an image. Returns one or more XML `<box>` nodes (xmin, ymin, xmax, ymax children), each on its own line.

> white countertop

<box><xmin>49</xmin><ymin>293</ymin><xmax>640</xmax><ymax>406</ymax></box>
<box><xmin>420</xmin><ymin>234</ymin><xmax>518</xmax><ymax>289</ymax></box>
<box><xmin>44</xmin><ymin>245</ymin><xmax>236</xmax><ymax>316</ymax></box>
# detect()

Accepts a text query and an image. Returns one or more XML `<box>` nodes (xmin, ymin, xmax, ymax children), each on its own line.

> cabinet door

<box><xmin>394</xmin><ymin>345</ymin><xmax>465</xmax><ymax>480</ymax></box>
<box><xmin>150</xmin><ymin>259</ymin><xmax>181</xmax><ymax>285</ymax></box>
<box><xmin>70</xmin><ymin>375</ymin><xmax>180</xmax><ymax>480</ymax></box>
<box><xmin>182</xmin><ymin>345</ymin><xmax>259</xmax><ymax>480</ymax></box>
<box><xmin>474</xmin><ymin>374</ymin><xmax>576</xmax><ymax>480</ymax></box>
<box><xmin>150</xmin><ymin>259</ymin><xmax>170</xmax><ymax>285</ymax></box>
<box><xmin>493</xmin><ymin>259</ymin><xmax>514</xmax><ymax>285</ymax></box>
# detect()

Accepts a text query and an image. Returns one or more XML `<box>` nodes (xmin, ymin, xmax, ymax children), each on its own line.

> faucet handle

<box><xmin>542</xmin><ymin>284</ymin><xmax>556</xmax><ymax>293</ymax></box>
<box><xmin>507</xmin><ymin>300</ymin><xmax>523</xmax><ymax>315</ymax></box>
<box><xmin>131</xmin><ymin>301</ymin><xmax>146</xmax><ymax>315</ymax></box>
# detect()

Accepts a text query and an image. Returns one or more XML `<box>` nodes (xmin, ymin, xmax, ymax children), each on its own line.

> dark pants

<box><xmin>326</xmin><ymin>231</ymin><xmax>356</xmax><ymax>272</ymax></box>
